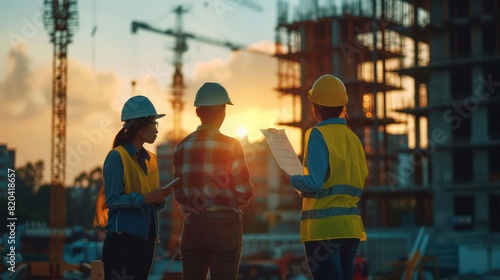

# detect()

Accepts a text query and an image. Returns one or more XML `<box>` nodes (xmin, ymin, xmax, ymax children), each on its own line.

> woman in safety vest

<box><xmin>280</xmin><ymin>74</ymin><xmax>369</xmax><ymax>280</ymax></box>
<box><xmin>94</xmin><ymin>95</ymin><xmax>173</xmax><ymax>280</ymax></box>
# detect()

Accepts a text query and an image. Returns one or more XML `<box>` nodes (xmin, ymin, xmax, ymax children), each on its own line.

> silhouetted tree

<box><xmin>67</xmin><ymin>166</ymin><xmax>103</xmax><ymax>228</ymax></box>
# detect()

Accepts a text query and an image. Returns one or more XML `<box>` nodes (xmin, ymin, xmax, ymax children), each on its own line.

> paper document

<box><xmin>260</xmin><ymin>128</ymin><xmax>304</xmax><ymax>175</ymax></box>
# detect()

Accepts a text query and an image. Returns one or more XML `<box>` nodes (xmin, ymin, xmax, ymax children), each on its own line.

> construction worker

<box><xmin>280</xmin><ymin>74</ymin><xmax>369</xmax><ymax>280</ymax></box>
<box><xmin>172</xmin><ymin>82</ymin><xmax>254</xmax><ymax>280</ymax></box>
<box><xmin>94</xmin><ymin>95</ymin><xmax>173</xmax><ymax>280</ymax></box>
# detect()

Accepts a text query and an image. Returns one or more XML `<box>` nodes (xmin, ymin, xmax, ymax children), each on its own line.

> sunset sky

<box><xmin>0</xmin><ymin>0</ymin><xmax>303</xmax><ymax>185</ymax></box>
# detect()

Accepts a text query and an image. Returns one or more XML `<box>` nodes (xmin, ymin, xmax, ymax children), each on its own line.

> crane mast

<box><xmin>43</xmin><ymin>0</ymin><xmax>78</xmax><ymax>265</ymax></box>
<box><xmin>171</xmin><ymin>6</ymin><xmax>188</xmax><ymax>142</ymax></box>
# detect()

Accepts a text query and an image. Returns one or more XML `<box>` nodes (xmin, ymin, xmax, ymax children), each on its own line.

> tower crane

<box><xmin>131</xmin><ymin>5</ymin><xmax>245</xmax><ymax>142</ymax></box>
<box><xmin>44</xmin><ymin>0</ymin><xmax>77</xmax><ymax>263</ymax></box>
<box><xmin>33</xmin><ymin>0</ymin><xmax>82</xmax><ymax>278</ymax></box>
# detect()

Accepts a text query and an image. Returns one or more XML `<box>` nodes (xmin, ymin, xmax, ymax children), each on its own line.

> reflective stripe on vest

<box><xmin>300</xmin><ymin>184</ymin><xmax>363</xmax><ymax>200</ymax></box>
<box><xmin>302</xmin><ymin>206</ymin><xmax>360</xmax><ymax>220</ymax></box>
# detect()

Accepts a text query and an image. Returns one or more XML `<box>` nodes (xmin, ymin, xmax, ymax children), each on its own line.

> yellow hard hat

<box><xmin>308</xmin><ymin>74</ymin><xmax>348</xmax><ymax>107</ymax></box>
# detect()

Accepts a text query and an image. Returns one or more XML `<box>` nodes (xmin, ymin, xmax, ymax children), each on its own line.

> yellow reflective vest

<box><xmin>300</xmin><ymin>123</ymin><xmax>368</xmax><ymax>242</ymax></box>
<box><xmin>115</xmin><ymin>145</ymin><xmax>159</xmax><ymax>195</ymax></box>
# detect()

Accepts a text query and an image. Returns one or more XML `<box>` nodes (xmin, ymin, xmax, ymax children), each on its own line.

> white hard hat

<box><xmin>121</xmin><ymin>95</ymin><xmax>165</xmax><ymax>121</ymax></box>
<box><xmin>308</xmin><ymin>74</ymin><xmax>348</xmax><ymax>107</ymax></box>
<box><xmin>194</xmin><ymin>82</ymin><xmax>233</xmax><ymax>107</ymax></box>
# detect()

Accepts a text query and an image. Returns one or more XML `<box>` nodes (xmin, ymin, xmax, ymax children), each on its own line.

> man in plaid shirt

<box><xmin>172</xmin><ymin>82</ymin><xmax>254</xmax><ymax>280</ymax></box>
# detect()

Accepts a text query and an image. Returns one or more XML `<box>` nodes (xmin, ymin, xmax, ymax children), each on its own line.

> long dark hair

<box><xmin>94</xmin><ymin>116</ymin><xmax>154</xmax><ymax>228</ymax></box>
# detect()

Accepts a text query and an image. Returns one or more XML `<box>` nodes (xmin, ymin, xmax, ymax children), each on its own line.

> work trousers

<box><xmin>180</xmin><ymin>211</ymin><xmax>243</xmax><ymax>280</ymax></box>
<box><xmin>304</xmin><ymin>238</ymin><xmax>360</xmax><ymax>280</ymax></box>
<box><xmin>102</xmin><ymin>222</ymin><xmax>156</xmax><ymax>280</ymax></box>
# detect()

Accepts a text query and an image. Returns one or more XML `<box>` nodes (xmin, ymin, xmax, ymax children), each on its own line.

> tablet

<box><xmin>162</xmin><ymin>177</ymin><xmax>180</xmax><ymax>190</ymax></box>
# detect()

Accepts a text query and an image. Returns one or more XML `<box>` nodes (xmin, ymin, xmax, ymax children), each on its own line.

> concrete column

<box><xmin>430</xmin><ymin>0</ymin><xmax>445</xmax><ymax>23</ymax></box>
<box><xmin>470</xmin><ymin>0</ymin><xmax>482</xmax><ymax>17</ymax></box>
<box><xmin>474</xmin><ymin>149</ymin><xmax>489</xmax><ymax>184</ymax></box>
<box><xmin>428</xmin><ymin>68</ymin><xmax>453</xmax><ymax>185</ymax></box>
<box><xmin>428</xmin><ymin>70</ymin><xmax>451</xmax><ymax>104</ymax></box>
<box><xmin>331</xmin><ymin>20</ymin><xmax>342</xmax><ymax>76</ymax></box>
<box><xmin>471</xmin><ymin>21</ymin><xmax>483</xmax><ymax>57</ymax></box>
<box><xmin>429</xmin><ymin>1</ymin><xmax>446</xmax><ymax>62</ymax></box>
<box><xmin>475</xmin><ymin>193</ymin><xmax>489</xmax><ymax>232</ymax></box>
<box><xmin>471</xmin><ymin>67</ymin><xmax>490</xmax><ymax>142</ymax></box>
<box><xmin>433</xmin><ymin>188</ymin><xmax>454</xmax><ymax>231</ymax></box>
<box><xmin>470</xmin><ymin>67</ymin><xmax>490</xmax><ymax>183</ymax></box>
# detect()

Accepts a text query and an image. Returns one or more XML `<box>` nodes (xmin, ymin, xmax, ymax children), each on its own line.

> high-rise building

<box><xmin>397</xmin><ymin>0</ymin><xmax>500</xmax><ymax>275</ymax></box>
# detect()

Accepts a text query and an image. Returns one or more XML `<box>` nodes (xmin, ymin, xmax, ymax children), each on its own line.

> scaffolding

<box><xmin>274</xmin><ymin>0</ymin><xmax>430</xmax><ymax>187</ymax></box>
<box><xmin>274</xmin><ymin>0</ymin><xmax>500</xmax><ymax>274</ymax></box>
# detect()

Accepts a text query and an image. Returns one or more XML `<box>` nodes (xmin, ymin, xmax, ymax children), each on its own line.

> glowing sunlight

<box><xmin>236</xmin><ymin>126</ymin><xmax>248</xmax><ymax>139</ymax></box>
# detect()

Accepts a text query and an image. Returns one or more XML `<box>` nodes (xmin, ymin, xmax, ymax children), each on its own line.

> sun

<box><xmin>236</xmin><ymin>126</ymin><xmax>248</xmax><ymax>138</ymax></box>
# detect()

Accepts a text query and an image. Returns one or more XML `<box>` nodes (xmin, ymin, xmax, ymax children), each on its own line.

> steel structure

<box><xmin>396</xmin><ymin>0</ymin><xmax>500</xmax><ymax>272</ymax></box>
<box><xmin>274</xmin><ymin>0</ymin><xmax>426</xmax><ymax>186</ymax></box>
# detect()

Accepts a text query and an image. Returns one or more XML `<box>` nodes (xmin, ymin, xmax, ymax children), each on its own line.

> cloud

<box><xmin>3</xmin><ymin>47</ymin><xmax>31</xmax><ymax>100</ymax></box>
<box><xmin>0</xmin><ymin>39</ymin><xmax>297</xmax><ymax>186</ymax></box>
<box><xmin>189</xmin><ymin>40</ymin><xmax>279</xmax><ymax>110</ymax></box>
<box><xmin>0</xmin><ymin>46</ymin><xmax>125</xmax><ymax>185</ymax></box>
<box><xmin>0</xmin><ymin>45</ymin><xmax>50</xmax><ymax>118</ymax></box>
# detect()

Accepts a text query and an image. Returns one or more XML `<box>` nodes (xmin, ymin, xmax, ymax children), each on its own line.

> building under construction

<box><xmin>275</xmin><ymin>0</ymin><xmax>500</xmax><ymax>277</ymax></box>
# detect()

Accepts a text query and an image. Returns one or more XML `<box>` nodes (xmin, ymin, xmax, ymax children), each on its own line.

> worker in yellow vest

<box><xmin>94</xmin><ymin>95</ymin><xmax>174</xmax><ymax>280</ymax></box>
<box><xmin>280</xmin><ymin>74</ymin><xmax>369</xmax><ymax>280</ymax></box>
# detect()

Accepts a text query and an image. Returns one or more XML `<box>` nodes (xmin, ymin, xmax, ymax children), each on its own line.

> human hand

<box><xmin>280</xmin><ymin>168</ymin><xmax>291</xmax><ymax>185</ymax></box>
<box><xmin>144</xmin><ymin>188</ymin><xmax>171</xmax><ymax>204</ymax></box>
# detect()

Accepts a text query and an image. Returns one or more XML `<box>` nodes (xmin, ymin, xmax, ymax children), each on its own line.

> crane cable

<box><xmin>91</xmin><ymin>0</ymin><xmax>97</xmax><ymax>72</ymax></box>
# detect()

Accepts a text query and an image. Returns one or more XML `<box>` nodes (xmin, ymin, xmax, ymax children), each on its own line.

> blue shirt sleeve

<box><xmin>289</xmin><ymin>128</ymin><xmax>329</xmax><ymax>193</ymax></box>
<box><xmin>103</xmin><ymin>150</ymin><xmax>145</xmax><ymax>209</ymax></box>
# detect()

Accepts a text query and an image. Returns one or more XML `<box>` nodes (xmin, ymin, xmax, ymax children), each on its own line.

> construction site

<box><xmin>1</xmin><ymin>0</ymin><xmax>499</xmax><ymax>279</ymax></box>
<box><xmin>270</xmin><ymin>0</ymin><xmax>500</xmax><ymax>279</ymax></box>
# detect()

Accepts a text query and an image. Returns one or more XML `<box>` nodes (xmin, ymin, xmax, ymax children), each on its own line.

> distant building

<box><xmin>398</xmin><ymin>0</ymin><xmax>500</xmax><ymax>275</ymax></box>
<box><xmin>156</xmin><ymin>140</ymin><xmax>179</xmax><ymax>255</ymax></box>
<box><xmin>0</xmin><ymin>144</ymin><xmax>16</xmax><ymax>198</ymax></box>
<box><xmin>241</xmin><ymin>138</ymin><xmax>302</xmax><ymax>234</ymax></box>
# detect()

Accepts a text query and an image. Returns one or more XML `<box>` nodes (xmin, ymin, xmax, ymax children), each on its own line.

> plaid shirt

<box><xmin>172</xmin><ymin>125</ymin><xmax>254</xmax><ymax>214</ymax></box>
